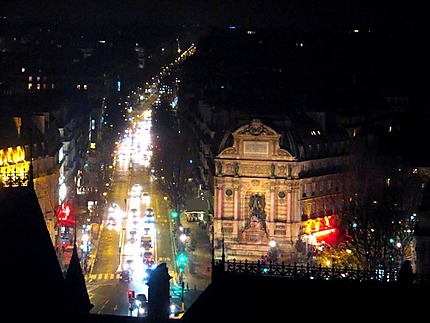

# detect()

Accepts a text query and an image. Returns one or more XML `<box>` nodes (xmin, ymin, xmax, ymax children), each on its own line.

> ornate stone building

<box><xmin>213</xmin><ymin>118</ymin><xmax>350</xmax><ymax>261</ymax></box>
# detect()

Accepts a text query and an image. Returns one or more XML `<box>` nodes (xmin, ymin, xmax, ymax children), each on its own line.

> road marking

<box><xmin>87</xmin><ymin>273</ymin><xmax>121</xmax><ymax>280</ymax></box>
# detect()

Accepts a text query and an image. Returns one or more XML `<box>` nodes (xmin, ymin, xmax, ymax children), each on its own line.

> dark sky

<box><xmin>2</xmin><ymin>1</ymin><xmax>428</xmax><ymax>32</ymax></box>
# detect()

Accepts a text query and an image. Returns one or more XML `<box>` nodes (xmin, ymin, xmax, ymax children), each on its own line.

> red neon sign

<box><xmin>57</xmin><ymin>204</ymin><xmax>71</xmax><ymax>221</ymax></box>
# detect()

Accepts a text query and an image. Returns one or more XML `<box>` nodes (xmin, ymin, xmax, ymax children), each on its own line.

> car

<box><xmin>119</xmin><ymin>270</ymin><xmax>131</xmax><ymax>282</ymax></box>
<box><xmin>169</xmin><ymin>303</ymin><xmax>185</xmax><ymax>319</ymax></box>
<box><xmin>129</xmin><ymin>229</ymin><xmax>137</xmax><ymax>236</ymax></box>
<box><xmin>143</xmin><ymin>256</ymin><xmax>155</xmax><ymax>268</ymax></box>
<box><xmin>141</xmin><ymin>192</ymin><xmax>150</xmax><ymax>204</ymax></box>
<box><xmin>123</xmin><ymin>259</ymin><xmax>135</xmax><ymax>271</ymax></box>
<box><xmin>143</xmin><ymin>251</ymin><xmax>153</xmax><ymax>259</ymax></box>
<box><xmin>135</xmin><ymin>293</ymin><xmax>148</xmax><ymax>317</ymax></box>
<box><xmin>129</xmin><ymin>208</ymin><xmax>139</xmax><ymax>218</ymax></box>
<box><xmin>145</xmin><ymin>208</ymin><xmax>155</xmax><ymax>216</ymax></box>
<box><xmin>143</xmin><ymin>268</ymin><xmax>153</xmax><ymax>280</ymax></box>
<box><xmin>135</xmin><ymin>293</ymin><xmax>147</xmax><ymax>305</ymax></box>
<box><xmin>141</xmin><ymin>239</ymin><xmax>152</xmax><ymax>249</ymax></box>
<box><xmin>107</xmin><ymin>216</ymin><xmax>117</xmax><ymax>226</ymax></box>
<box><xmin>143</xmin><ymin>216</ymin><xmax>154</xmax><ymax>224</ymax></box>
<box><xmin>130</xmin><ymin>184</ymin><xmax>143</xmax><ymax>197</ymax></box>
<box><xmin>141</xmin><ymin>235</ymin><xmax>152</xmax><ymax>246</ymax></box>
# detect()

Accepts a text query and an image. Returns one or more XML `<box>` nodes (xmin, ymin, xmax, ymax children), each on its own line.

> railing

<box><xmin>214</xmin><ymin>259</ymin><xmax>429</xmax><ymax>284</ymax></box>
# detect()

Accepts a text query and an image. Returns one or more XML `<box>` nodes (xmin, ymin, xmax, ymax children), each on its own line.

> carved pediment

<box><xmin>235</xmin><ymin>119</ymin><xmax>277</xmax><ymax>137</ymax></box>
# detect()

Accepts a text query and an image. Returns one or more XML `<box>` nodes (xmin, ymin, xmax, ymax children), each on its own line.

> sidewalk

<box><xmin>58</xmin><ymin>206</ymin><xmax>101</xmax><ymax>277</ymax></box>
<box><xmin>176</xmin><ymin>212</ymin><xmax>212</xmax><ymax>291</ymax></box>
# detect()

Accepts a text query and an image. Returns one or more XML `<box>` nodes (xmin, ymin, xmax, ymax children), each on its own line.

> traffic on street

<box><xmin>82</xmin><ymin>91</ymin><xmax>211</xmax><ymax>318</ymax></box>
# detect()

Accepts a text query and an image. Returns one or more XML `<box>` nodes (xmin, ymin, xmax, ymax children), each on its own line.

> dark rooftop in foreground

<box><xmin>1</xmin><ymin>169</ymin><xmax>429</xmax><ymax>322</ymax></box>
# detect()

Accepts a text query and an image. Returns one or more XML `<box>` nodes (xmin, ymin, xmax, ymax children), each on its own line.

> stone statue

<box><xmin>217</xmin><ymin>161</ymin><xmax>223</xmax><ymax>176</ymax></box>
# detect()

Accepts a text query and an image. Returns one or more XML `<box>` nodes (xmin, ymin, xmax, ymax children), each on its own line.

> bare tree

<box><xmin>151</xmin><ymin>95</ymin><xmax>198</xmax><ymax>212</ymax></box>
<box><xmin>339</xmin><ymin>150</ymin><xmax>423</xmax><ymax>270</ymax></box>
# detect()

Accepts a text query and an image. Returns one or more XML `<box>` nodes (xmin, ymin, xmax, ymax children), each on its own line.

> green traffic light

<box><xmin>177</xmin><ymin>253</ymin><xmax>187</xmax><ymax>265</ymax></box>
<box><xmin>171</xmin><ymin>211</ymin><xmax>179</xmax><ymax>218</ymax></box>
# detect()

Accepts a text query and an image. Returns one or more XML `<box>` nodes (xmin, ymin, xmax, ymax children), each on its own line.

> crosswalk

<box><xmin>86</xmin><ymin>273</ymin><xmax>121</xmax><ymax>281</ymax></box>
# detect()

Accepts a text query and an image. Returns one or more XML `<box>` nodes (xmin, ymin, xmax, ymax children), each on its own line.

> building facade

<box><xmin>213</xmin><ymin>119</ymin><xmax>349</xmax><ymax>261</ymax></box>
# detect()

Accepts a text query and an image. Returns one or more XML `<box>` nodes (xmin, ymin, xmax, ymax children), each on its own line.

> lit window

<box><xmin>28</xmin><ymin>83</ymin><xmax>32</xmax><ymax>90</ymax></box>
<box><xmin>28</xmin><ymin>76</ymin><xmax>32</xmax><ymax>81</ymax></box>
<box><xmin>36</xmin><ymin>84</ymin><xmax>41</xmax><ymax>90</ymax></box>
<box><xmin>77</xmin><ymin>84</ymin><xmax>81</xmax><ymax>90</ymax></box>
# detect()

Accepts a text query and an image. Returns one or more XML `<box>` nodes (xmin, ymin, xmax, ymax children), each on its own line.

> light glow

<box><xmin>312</xmin><ymin>228</ymin><xmax>336</xmax><ymax>238</ymax></box>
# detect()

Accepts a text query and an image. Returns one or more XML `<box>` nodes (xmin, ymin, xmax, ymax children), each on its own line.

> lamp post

<box><xmin>268</xmin><ymin>239</ymin><xmax>279</xmax><ymax>263</ymax></box>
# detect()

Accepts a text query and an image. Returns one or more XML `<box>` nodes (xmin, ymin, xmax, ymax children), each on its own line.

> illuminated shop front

<box><xmin>0</xmin><ymin>146</ymin><xmax>30</xmax><ymax>186</ymax></box>
<box><xmin>302</xmin><ymin>215</ymin><xmax>337</xmax><ymax>254</ymax></box>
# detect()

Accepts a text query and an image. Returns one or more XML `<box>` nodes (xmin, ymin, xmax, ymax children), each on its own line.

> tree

<box><xmin>338</xmin><ymin>150</ymin><xmax>423</xmax><ymax>270</ymax></box>
<box><xmin>151</xmin><ymin>94</ymin><xmax>199</xmax><ymax>212</ymax></box>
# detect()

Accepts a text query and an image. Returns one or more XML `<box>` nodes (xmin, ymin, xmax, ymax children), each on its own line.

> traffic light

<box><xmin>177</xmin><ymin>253</ymin><xmax>187</xmax><ymax>266</ymax></box>
<box><xmin>128</xmin><ymin>290</ymin><xmax>135</xmax><ymax>299</ymax></box>
<box><xmin>171</xmin><ymin>210</ymin><xmax>179</xmax><ymax>219</ymax></box>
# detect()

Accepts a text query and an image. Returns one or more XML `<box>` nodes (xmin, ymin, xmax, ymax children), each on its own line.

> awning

<box><xmin>185</xmin><ymin>197</ymin><xmax>208</xmax><ymax>212</ymax></box>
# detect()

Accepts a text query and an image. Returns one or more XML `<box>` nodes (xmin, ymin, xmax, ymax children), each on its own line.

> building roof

<box><xmin>0</xmin><ymin>173</ymin><xmax>91</xmax><ymax>321</ymax></box>
<box><xmin>0</xmin><ymin>167</ymin><xmax>428</xmax><ymax>322</ymax></box>
<box><xmin>216</xmin><ymin>114</ymin><xmax>350</xmax><ymax>161</ymax></box>
<box><xmin>181</xmin><ymin>265</ymin><xmax>427</xmax><ymax>322</ymax></box>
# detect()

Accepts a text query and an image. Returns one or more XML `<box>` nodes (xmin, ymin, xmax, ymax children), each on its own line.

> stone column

<box><xmin>287</xmin><ymin>191</ymin><xmax>291</xmax><ymax>222</ymax></box>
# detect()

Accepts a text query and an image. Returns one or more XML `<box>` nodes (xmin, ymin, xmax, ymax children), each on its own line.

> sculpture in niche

<box><xmin>217</xmin><ymin>161</ymin><xmax>223</xmax><ymax>176</ymax></box>
<box><xmin>243</xmin><ymin>193</ymin><xmax>268</xmax><ymax>235</ymax></box>
<box><xmin>234</xmin><ymin>162</ymin><xmax>239</xmax><ymax>177</ymax></box>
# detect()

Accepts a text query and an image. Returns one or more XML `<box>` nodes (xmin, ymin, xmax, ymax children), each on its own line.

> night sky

<box><xmin>2</xmin><ymin>0</ymin><xmax>428</xmax><ymax>32</ymax></box>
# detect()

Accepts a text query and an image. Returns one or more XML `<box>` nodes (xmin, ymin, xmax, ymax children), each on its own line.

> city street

<box><xmin>169</xmin><ymin>211</ymin><xmax>212</xmax><ymax>312</ymax></box>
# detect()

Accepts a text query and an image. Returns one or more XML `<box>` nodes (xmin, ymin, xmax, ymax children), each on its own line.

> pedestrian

<box><xmin>398</xmin><ymin>260</ymin><xmax>414</xmax><ymax>285</ymax></box>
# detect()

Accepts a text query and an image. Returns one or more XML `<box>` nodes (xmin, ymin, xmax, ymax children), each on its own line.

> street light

<box><xmin>269</xmin><ymin>239</ymin><xmax>277</xmax><ymax>248</ymax></box>
<box><xmin>179</xmin><ymin>233</ymin><xmax>187</xmax><ymax>243</ymax></box>
<box><xmin>268</xmin><ymin>239</ymin><xmax>280</xmax><ymax>263</ymax></box>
